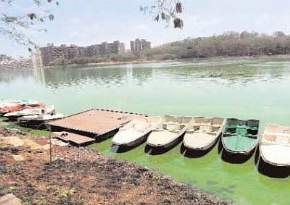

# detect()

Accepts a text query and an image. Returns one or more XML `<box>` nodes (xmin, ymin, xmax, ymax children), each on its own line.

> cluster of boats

<box><xmin>0</xmin><ymin>100</ymin><xmax>64</xmax><ymax>128</ymax></box>
<box><xmin>1</xmin><ymin>100</ymin><xmax>290</xmax><ymax>171</ymax></box>
<box><xmin>111</xmin><ymin>115</ymin><xmax>290</xmax><ymax>168</ymax></box>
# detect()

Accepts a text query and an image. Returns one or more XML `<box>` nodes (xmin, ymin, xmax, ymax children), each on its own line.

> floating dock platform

<box><xmin>47</xmin><ymin>109</ymin><xmax>148</xmax><ymax>140</ymax></box>
<box><xmin>54</xmin><ymin>132</ymin><xmax>96</xmax><ymax>146</ymax></box>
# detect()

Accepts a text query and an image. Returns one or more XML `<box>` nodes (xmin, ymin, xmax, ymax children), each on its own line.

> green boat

<box><xmin>222</xmin><ymin>118</ymin><xmax>259</xmax><ymax>155</ymax></box>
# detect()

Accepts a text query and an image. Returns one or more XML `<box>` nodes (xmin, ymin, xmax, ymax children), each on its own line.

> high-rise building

<box><xmin>38</xmin><ymin>40</ymin><xmax>126</xmax><ymax>66</ymax></box>
<box><xmin>130</xmin><ymin>41</ymin><xmax>135</xmax><ymax>53</ymax></box>
<box><xmin>130</xmin><ymin>39</ymin><xmax>151</xmax><ymax>53</ymax></box>
<box><xmin>141</xmin><ymin>39</ymin><xmax>151</xmax><ymax>50</ymax></box>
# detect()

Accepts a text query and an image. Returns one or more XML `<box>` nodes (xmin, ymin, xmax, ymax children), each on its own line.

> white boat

<box><xmin>112</xmin><ymin>118</ymin><xmax>152</xmax><ymax>147</ymax></box>
<box><xmin>0</xmin><ymin>100</ymin><xmax>42</xmax><ymax>108</ymax></box>
<box><xmin>0</xmin><ymin>102</ymin><xmax>18</xmax><ymax>108</ymax></box>
<box><xmin>183</xmin><ymin>117</ymin><xmax>225</xmax><ymax>151</ymax></box>
<box><xmin>4</xmin><ymin>105</ymin><xmax>55</xmax><ymax>120</ymax></box>
<box><xmin>0</xmin><ymin>100</ymin><xmax>44</xmax><ymax>115</ymax></box>
<box><xmin>0</xmin><ymin>99</ymin><xmax>27</xmax><ymax>107</ymax></box>
<box><xmin>259</xmin><ymin>124</ymin><xmax>290</xmax><ymax>167</ymax></box>
<box><xmin>0</xmin><ymin>102</ymin><xmax>23</xmax><ymax>115</ymax></box>
<box><xmin>146</xmin><ymin>116</ymin><xmax>191</xmax><ymax>149</ymax></box>
<box><xmin>17</xmin><ymin>113</ymin><xmax>64</xmax><ymax>127</ymax></box>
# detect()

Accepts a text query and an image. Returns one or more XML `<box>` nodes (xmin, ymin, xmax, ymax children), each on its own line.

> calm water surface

<box><xmin>1</xmin><ymin>58</ymin><xmax>290</xmax><ymax>204</ymax></box>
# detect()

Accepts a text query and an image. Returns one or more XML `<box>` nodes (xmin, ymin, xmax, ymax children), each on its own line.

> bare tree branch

<box><xmin>0</xmin><ymin>0</ymin><xmax>58</xmax><ymax>49</ymax></box>
<box><xmin>141</xmin><ymin>0</ymin><xmax>184</xmax><ymax>28</ymax></box>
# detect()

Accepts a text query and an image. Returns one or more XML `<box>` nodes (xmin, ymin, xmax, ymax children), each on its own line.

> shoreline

<box><xmin>42</xmin><ymin>54</ymin><xmax>290</xmax><ymax>69</ymax></box>
<box><xmin>0</xmin><ymin>122</ymin><xmax>229</xmax><ymax>205</ymax></box>
<box><xmin>44</xmin><ymin>59</ymin><xmax>165</xmax><ymax>69</ymax></box>
<box><xmin>2</xmin><ymin>54</ymin><xmax>290</xmax><ymax>70</ymax></box>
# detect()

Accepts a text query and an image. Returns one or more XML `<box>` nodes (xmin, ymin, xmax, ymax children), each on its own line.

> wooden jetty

<box><xmin>54</xmin><ymin>132</ymin><xmax>95</xmax><ymax>146</ymax></box>
<box><xmin>47</xmin><ymin>109</ymin><xmax>148</xmax><ymax>139</ymax></box>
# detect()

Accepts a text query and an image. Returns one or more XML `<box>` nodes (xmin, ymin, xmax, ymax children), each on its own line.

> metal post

<box><xmin>49</xmin><ymin>130</ymin><xmax>52</xmax><ymax>163</ymax></box>
<box><xmin>46</xmin><ymin>124</ymin><xmax>52</xmax><ymax>164</ymax></box>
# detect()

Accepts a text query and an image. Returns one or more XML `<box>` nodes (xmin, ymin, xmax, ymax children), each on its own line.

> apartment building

<box><xmin>130</xmin><ymin>39</ymin><xmax>151</xmax><ymax>53</ymax></box>
<box><xmin>39</xmin><ymin>41</ymin><xmax>125</xmax><ymax>66</ymax></box>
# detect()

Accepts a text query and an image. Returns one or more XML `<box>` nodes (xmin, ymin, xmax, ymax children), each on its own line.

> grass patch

<box><xmin>30</xmin><ymin>129</ymin><xmax>50</xmax><ymax>137</ymax></box>
<box><xmin>0</xmin><ymin>117</ymin><xmax>50</xmax><ymax>137</ymax></box>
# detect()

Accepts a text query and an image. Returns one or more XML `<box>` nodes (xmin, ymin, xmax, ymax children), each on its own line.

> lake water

<box><xmin>1</xmin><ymin>57</ymin><xmax>290</xmax><ymax>204</ymax></box>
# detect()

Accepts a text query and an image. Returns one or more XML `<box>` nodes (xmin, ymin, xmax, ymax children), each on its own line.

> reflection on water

<box><xmin>1</xmin><ymin>58</ymin><xmax>290</xmax><ymax>204</ymax></box>
<box><xmin>0</xmin><ymin>68</ymin><xmax>32</xmax><ymax>83</ymax></box>
<box><xmin>33</xmin><ymin>65</ymin><xmax>129</xmax><ymax>88</ymax></box>
<box><xmin>29</xmin><ymin>59</ymin><xmax>287</xmax><ymax>89</ymax></box>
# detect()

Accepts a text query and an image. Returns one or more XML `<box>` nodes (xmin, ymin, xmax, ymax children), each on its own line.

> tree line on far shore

<box><xmin>144</xmin><ymin>31</ymin><xmax>290</xmax><ymax>60</ymax></box>
<box><xmin>42</xmin><ymin>31</ymin><xmax>290</xmax><ymax>66</ymax></box>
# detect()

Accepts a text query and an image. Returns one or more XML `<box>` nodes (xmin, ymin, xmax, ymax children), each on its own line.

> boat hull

<box><xmin>259</xmin><ymin>144</ymin><xmax>290</xmax><ymax>167</ymax></box>
<box><xmin>183</xmin><ymin>130</ymin><xmax>222</xmax><ymax>151</ymax></box>
<box><xmin>113</xmin><ymin>131</ymin><xmax>150</xmax><ymax>147</ymax></box>
<box><xmin>146</xmin><ymin>130</ymin><xmax>185</xmax><ymax>155</ymax></box>
<box><xmin>18</xmin><ymin>119</ymin><xmax>48</xmax><ymax>129</ymax></box>
<box><xmin>221</xmin><ymin>137</ymin><xmax>258</xmax><ymax>164</ymax></box>
<box><xmin>221</xmin><ymin>118</ymin><xmax>259</xmax><ymax>163</ymax></box>
<box><xmin>257</xmin><ymin>145</ymin><xmax>290</xmax><ymax>178</ymax></box>
<box><xmin>147</xmin><ymin>128</ymin><xmax>186</xmax><ymax>148</ymax></box>
<box><xmin>18</xmin><ymin>115</ymin><xmax>64</xmax><ymax>129</ymax></box>
<box><xmin>147</xmin><ymin>134</ymin><xmax>183</xmax><ymax>149</ymax></box>
<box><xmin>112</xmin><ymin>134</ymin><xmax>149</xmax><ymax>153</ymax></box>
<box><xmin>221</xmin><ymin>138</ymin><xmax>258</xmax><ymax>155</ymax></box>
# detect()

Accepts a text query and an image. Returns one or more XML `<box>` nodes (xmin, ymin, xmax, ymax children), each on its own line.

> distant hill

<box><xmin>144</xmin><ymin>31</ymin><xmax>290</xmax><ymax>60</ymax></box>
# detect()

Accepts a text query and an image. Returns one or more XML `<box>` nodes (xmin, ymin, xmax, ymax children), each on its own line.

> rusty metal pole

<box><xmin>49</xmin><ymin>132</ymin><xmax>52</xmax><ymax>163</ymax></box>
<box><xmin>47</xmin><ymin>124</ymin><xmax>52</xmax><ymax>164</ymax></box>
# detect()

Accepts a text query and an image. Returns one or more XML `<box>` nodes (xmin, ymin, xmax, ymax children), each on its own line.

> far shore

<box><xmin>2</xmin><ymin>54</ymin><xmax>290</xmax><ymax>70</ymax></box>
<box><xmin>43</xmin><ymin>54</ymin><xmax>290</xmax><ymax>69</ymax></box>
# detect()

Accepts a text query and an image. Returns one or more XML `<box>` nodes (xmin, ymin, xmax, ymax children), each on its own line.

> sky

<box><xmin>1</xmin><ymin>0</ymin><xmax>290</xmax><ymax>57</ymax></box>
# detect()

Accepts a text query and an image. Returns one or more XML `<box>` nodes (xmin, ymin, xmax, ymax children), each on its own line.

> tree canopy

<box><xmin>141</xmin><ymin>0</ymin><xmax>184</xmax><ymax>28</ymax></box>
<box><xmin>0</xmin><ymin>0</ymin><xmax>58</xmax><ymax>48</ymax></box>
<box><xmin>144</xmin><ymin>31</ymin><xmax>290</xmax><ymax>60</ymax></box>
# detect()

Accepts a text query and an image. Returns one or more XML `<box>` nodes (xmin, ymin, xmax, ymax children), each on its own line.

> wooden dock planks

<box><xmin>47</xmin><ymin>109</ymin><xmax>148</xmax><ymax>138</ymax></box>
<box><xmin>54</xmin><ymin>132</ymin><xmax>95</xmax><ymax>146</ymax></box>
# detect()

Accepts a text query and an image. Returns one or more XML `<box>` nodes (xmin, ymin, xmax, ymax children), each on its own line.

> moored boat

<box><xmin>146</xmin><ymin>115</ymin><xmax>191</xmax><ymax>150</ymax></box>
<box><xmin>222</xmin><ymin>118</ymin><xmax>259</xmax><ymax>155</ymax></box>
<box><xmin>0</xmin><ymin>100</ymin><xmax>44</xmax><ymax>115</ymax></box>
<box><xmin>4</xmin><ymin>106</ymin><xmax>55</xmax><ymax>121</ymax></box>
<box><xmin>259</xmin><ymin>124</ymin><xmax>290</xmax><ymax>167</ymax></box>
<box><xmin>183</xmin><ymin>117</ymin><xmax>225</xmax><ymax>151</ymax></box>
<box><xmin>112</xmin><ymin>118</ymin><xmax>153</xmax><ymax>148</ymax></box>
<box><xmin>17</xmin><ymin>113</ymin><xmax>64</xmax><ymax>128</ymax></box>
<box><xmin>0</xmin><ymin>103</ymin><xmax>24</xmax><ymax>115</ymax></box>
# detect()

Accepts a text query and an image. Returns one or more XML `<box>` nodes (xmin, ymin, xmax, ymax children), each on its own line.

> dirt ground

<box><xmin>0</xmin><ymin>128</ymin><xmax>228</xmax><ymax>205</ymax></box>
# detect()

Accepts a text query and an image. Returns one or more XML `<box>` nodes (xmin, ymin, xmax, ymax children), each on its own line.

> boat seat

<box><xmin>206</xmin><ymin>131</ymin><xmax>216</xmax><ymax>135</ymax></box>
<box><xmin>224</xmin><ymin>133</ymin><xmax>236</xmax><ymax>137</ymax></box>
<box><xmin>199</xmin><ymin>125</ymin><xmax>213</xmax><ymax>133</ymax></box>
<box><xmin>247</xmin><ymin>134</ymin><xmax>258</xmax><ymax>139</ymax></box>
<box><xmin>186</xmin><ymin>129</ymin><xmax>196</xmax><ymax>134</ymax></box>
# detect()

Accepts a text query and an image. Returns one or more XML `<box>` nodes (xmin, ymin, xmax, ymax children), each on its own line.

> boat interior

<box><xmin>186</xmin><ymin>117</ymin><xmax>224</xmax><ymax>134</ymax></box>
<box><xmin>153</xmin><ymin>115</ymin><xmax>192</xmax><ymax>132</ymax></box>
<box><xmin>224</xmin><ymin>118</ymin><xmax>259</xmax><ymax>138</ymax></box>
